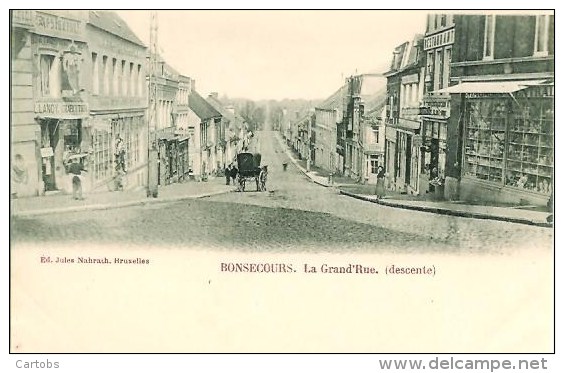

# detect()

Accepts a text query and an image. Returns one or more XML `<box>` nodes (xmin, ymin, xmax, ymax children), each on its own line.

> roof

<box><xmin>206</xmin><ymin>95</ymin><xmax>236</xmax><ymax>120</ymax></box>
<box><xmin>189</xmin><ymin>91</ymin><xmax>222</xmax><ymax>120</ymax></box>
<box><xmin>385</xmin><ymin>35</ymin><xmax>424</xmax><ymax>76</ymax></box>
<box><xmin>363</xmin><ymin>88</ymin><xmax>387</xmax><ymax>113</ymax></box>
<box><xmin>317</xmin><ymin>85</ymin><xmax>347</xmax><ymax>111</ymax></box>
<box><xmin>88</xmin><ymin>11</ymin><xmax>145</xmax><ymax>47</ymax></box>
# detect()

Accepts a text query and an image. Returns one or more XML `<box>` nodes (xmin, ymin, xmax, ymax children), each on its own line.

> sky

<box><xmin>117</xmin><ymin>10</ymin><xmax>428</xmax><ymax>101</ymax></box>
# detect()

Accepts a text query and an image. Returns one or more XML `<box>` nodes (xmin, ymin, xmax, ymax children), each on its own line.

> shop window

<box><xmin>483</xmin><ymin>15</ymin><xmax>496</xmax><ymax>60</ymax></box>
<box><xmin>463</xmin><ymin>98</ymin><xmax>507</xmax><ymax>184</ymax></box>
<box><xmin>505</xmin><ymin>96</ymin><xmax>553</xmax><ymax>194</ymax></box>
<box><xmin>93</xmin><ymin>129</ymin><xmax>111</xmax><ymax>181</ymax></box>
<box><xmin>534</xmin><ymin>15</ymin><xmax>550</xmax><ymax>56</ymax></box>
<box><xmin>40</xmin><ymin>54</ymin><xmax>61</xmax><ymax>98</ymax></box>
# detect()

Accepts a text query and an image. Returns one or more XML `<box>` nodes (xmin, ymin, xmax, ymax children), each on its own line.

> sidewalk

<box><xmin>275</xmin><ymin>132</ymin><xmax>552</xmax><ymax>228</ymax></box>
<box><xmin>11</xmin><ymin>177</ymin><xmax>236</xmax><ymax>218</ymax></box>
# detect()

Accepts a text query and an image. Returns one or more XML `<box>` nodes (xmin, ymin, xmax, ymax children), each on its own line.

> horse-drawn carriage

<box><xmin>236</xmin><ymin>152</ymin><xmax>267</xmax><ymax>192</ymax></box>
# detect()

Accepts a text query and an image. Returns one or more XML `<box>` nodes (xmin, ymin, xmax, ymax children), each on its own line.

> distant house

<box><xmin>340</xmin><ymin>74</ymin><xmax>387</xmax><ymax>181</ymax></box>
<box><xmin>314</xmin><ymin>85</ymin><xmax>346</xmax><ymax>174</ymax></box>
<box><xmin>206</xmin><ymin>93</ymin><xmax>246</xmax><ymax>167</ymax></box>
<box><xmin>188</xmin><ymin>90</ymin><xmax>222</xmax><ymax>179</ymax></box>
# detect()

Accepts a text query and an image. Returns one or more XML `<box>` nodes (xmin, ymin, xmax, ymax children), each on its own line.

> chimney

<box><xmin>209</xmin><ymin>92</ymin><xmax>219</xmax><ymax>99</ymax></box>
<box><xmin>225</xmin><ymin>105</ymin><xmax>235</xmax><ymax>115</ymax></box>
<box><xmin>190</xmin><ymin>79</ymin><xmax>196</xmax><ymax>92</ymax></box>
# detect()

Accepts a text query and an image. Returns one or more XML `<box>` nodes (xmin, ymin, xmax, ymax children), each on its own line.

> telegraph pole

<box><xmin>147</xmin><ymin>11</ymin><xmax>159</xmax><ymax>197</ymax></box>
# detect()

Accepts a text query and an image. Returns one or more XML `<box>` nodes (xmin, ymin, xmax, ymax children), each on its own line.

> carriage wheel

<box><xmin>240</xmin><ymin>178</ymin><xmax>246</xmax><ymax>191</ymax></box>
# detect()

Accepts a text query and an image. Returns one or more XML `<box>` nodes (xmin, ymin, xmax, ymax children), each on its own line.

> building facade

<box><xmin>172</xmin><ymin>74</ymin><xmax>192</xmax><ymax>181</ymax></box>
<box><xmin>187</xmin><ymin>90</ymin><xmax>222</xmax><ymax>180</ymax></box>
<box><xmin>87</xmin><ymin>10</ymin><xmax>148</xmax><ymax>193</ymax></box>
<box><xmin>314</xmin><ymin>86</ymin><xmax>345</xmax><ymax>174</ymax></box>
<box><xmin>442</xmin><ymin>13</ymin><xmax>554</xmax><ymax>205</ymax></box>
<box><xmin>385</xmin><ymin>35</ymin><xmax>426</xmax><ymax>194</ymax></box>
<box><xmin>10</xmin><ymin>10</ymin><xmax>149</xmax><ymax>197</ymax></box>
<box><xmin>11</xmin><ymin>10</ymin><xmax>40</xmax><ymax>197</ymax></box>
<box><xmin>419</xmin><ymin>14</ymin><xmax>457</xmax><ymax>198</ymax></box>
<box><xmin>12</xmin><ymin>11</ymin><xmax>91</xmax><ymax>197</ymax></box>
<box><xmin>341</xmin><ymin>74</ymin><xmax>386</xmax><ymax>181</ymax></box>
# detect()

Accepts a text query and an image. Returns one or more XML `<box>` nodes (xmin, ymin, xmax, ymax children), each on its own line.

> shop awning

<box><xmin>433</xmin><ymin>80</ymin><xmax>547</xmax><ymax>94</ymax></box>
<box><xmin>397</xmin><ymin>118</ymin><xmax>421</xmax><ymax>131</ymax></box>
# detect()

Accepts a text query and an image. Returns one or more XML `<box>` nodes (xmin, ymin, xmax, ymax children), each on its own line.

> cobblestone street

<box><xmin>11</xmin><ymin>131</ymin><xmax>553</xmax><ymax>254</ymax></box>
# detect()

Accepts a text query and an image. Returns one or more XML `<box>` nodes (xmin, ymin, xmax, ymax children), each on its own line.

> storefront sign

<box><xmin>421</xmin><ymin>95</ymin><xmax>450</xmax><ymax>118</ymax></box>
<box><xmin>34</xmin><ymin>11</ymin><xmax>83</xmax><ymax>37</ymax></box>
<box><xmin>424</xmin><ymin>27</ymin><xmax>455</xmax><ymax>51</ymax></box>
<box><xmin>35</xmin><ymin>102</ymin><xmax>89</xmax><ymax>118</ymax></box>
<box><xmin>91</xmin><ymin>96</ymin><xmax>146</xmax><ymax>110</ymax></box>
<box><xmin>40</xmin><ymin>147</ymin><xmax>54</xmax><ymax>157</ymax></box>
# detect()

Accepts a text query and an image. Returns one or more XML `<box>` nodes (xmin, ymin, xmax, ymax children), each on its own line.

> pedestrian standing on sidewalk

<box><xmin>68</xmin><ymin>158</ymin><xmax>86</xmax><ymax>200</ymax></box>
<box><xmin>225</xmin><ymin>164</ymin><xmax>232</xmax><ymax>185</ymax></box>
<box><xmin>375</xmin><ymin>166</ymin><xmax>386</xmax><ymax>200</ymax></box>
<box><xmin>230</xmin><ymin>164</ymin><xmax>238</xmax><ymax>185</ymax></box>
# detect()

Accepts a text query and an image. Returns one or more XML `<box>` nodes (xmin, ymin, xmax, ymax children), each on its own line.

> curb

<box><xmin>338</xmin><ymin>190</ymin><xmax>553</xmax><ymax>228</ymax></box>
<box><xmin>275</xmin><ymin>134</ymin><xmax>332</xmax><ymax>188</ymax></box>
<box><xmin>11</xmin><ymin>189</ymin><xmax>235</xmax><ymax>218</ymax></box>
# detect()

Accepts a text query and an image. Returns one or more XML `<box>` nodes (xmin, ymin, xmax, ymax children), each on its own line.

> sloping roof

<box><xmin>189</xmin><ymin>91</ymin><xmax>222</xmax><ymax>120</ymax></box>
<box><xmin>363</xmin><ymin>87</ymin><xmax>387</xmax><ymax>114</ymax></box>
<box><xmin>405</xmin><ymin>34</ymin><xmax>423</xmax><ymax>67</ymax></box>
<box><xmin>88</xmin><ymin>11</ymin><xmax>145</xmax><ymax>47</ymax></box>
<box><xmin>317</xmin><ymin>85</ymin><xmax>347</xmax><ymax>111</ymax></box>
<box><xmin>206</xmin><ymin>95</ymin><xmax>236</xmax><ymax>121</ymax></box>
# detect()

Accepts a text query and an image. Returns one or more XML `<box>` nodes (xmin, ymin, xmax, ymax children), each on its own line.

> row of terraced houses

<box><xmin>283</xmin><ymin>12</ymin><xmax>553</xmax><ymax>206</ymax></box>
<box><xmin>11</xmin><ymin>10</ymin><xmax>248</xmax><ymax>198</ymax></box>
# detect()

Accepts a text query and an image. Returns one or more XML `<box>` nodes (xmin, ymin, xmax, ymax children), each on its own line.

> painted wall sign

<box><xmin>35</xmin><ymin>102</ymin><xmax>89</xmax><ymax>117</ymax></box>
<box><xmin>36</xmin><ymin>12</ymin><xmax>80</xmax><ymax>34</ymax></box>
<box><xmin>424</xmin><ymin>27</ymin><xmax>455</xmax><ymax>51</ymax></box>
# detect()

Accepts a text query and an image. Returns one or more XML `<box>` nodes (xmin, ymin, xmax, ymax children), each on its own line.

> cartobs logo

<box><xmin>16</xmin><ymin>360</ymin><xmax>60</xmax><ymax>369</ymax></box>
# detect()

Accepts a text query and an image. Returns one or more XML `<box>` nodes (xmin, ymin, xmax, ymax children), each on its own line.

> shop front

<box><xmin>35</xmin><ymin>101</ymin><xmax>89</xmax><ymax>194</ymax></box>
<box><xmin>384</xmin><ymin>126</ymin><xmax>396</xmax><ymax>190</ymax></box>
<box><xmin>456</xmin><ymin>82</ymin><xmax>554</xmax><ymax>205</ymax></box>
<box><xmin>421</xmin><ymin>95</ymin><xmax>450</xmax><ymax>197</ymax></box>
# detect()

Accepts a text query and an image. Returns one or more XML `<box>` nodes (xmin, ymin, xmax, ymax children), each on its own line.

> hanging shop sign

<box><xmin>40</xmin><ymin>147</ymin><xmax>54</xmax><ymax>157</ymax></box>
<box><xmin>421</xmin><ymin>95</ymin><xmax>450</xmax><ymax>118</ymax></box>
